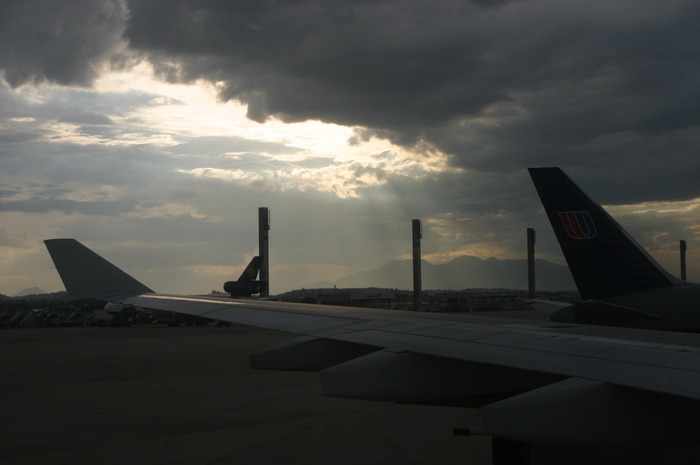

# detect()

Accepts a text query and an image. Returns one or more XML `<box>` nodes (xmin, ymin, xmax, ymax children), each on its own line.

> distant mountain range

<box><xmin>335</xmin><ymin>256</ymin><xmax>576</xmax><ymax>291</ymax></box>
<box><xmin>13</xmin><ymin>287</ymin><xmax>47</xmax><ymax>297</ymax></box>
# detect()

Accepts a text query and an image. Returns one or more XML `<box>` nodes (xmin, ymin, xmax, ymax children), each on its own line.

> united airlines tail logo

<box><xmin>559</xmin><ymin>211</ymin><xmax>597</xmax><ymax>239</ymax></box>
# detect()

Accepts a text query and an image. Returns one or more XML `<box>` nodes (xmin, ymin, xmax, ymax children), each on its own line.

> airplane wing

<box><xmin>44</xmin><ymin>239</ymin><xmax>700</xmax><ymax>463</ymax></box>
<box><xmin>125</xmin><ymin>292</ymin><xmax>700</xmax><ymax>398</ymax></box>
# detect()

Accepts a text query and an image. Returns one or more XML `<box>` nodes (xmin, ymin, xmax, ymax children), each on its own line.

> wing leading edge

<box><xmin>44</xmin><ymin>238</ymin><xmax>700</xmax><ymax>463</ymax></box>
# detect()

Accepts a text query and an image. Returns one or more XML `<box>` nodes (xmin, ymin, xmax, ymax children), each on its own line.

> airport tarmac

<box><xmin>0</xmin><ymin>325</ymin><xmax>491</xmax><ymax>465</ymax></box>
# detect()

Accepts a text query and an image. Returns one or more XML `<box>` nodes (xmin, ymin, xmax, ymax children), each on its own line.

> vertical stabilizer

<box><xmin>224</xmin><ymin>256</ymin><xmax>262</xmax><ymax>297</ymax></box>
<box><xmin>238</xmin><ymin>256</ymin><xmax>262</xmax><ymax>282</ymax></box>
<box><xmin>44</xmin><ymin>239</ymin><xmax>154</xmax><ymax>298</ymax></box>
<box><xmin>528</xmin><ymin>168</ymin><xmax>676</xmax><ymax>299</ymax></box>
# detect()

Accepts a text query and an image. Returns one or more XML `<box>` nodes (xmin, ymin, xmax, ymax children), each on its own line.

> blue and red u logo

<box><xmin>559</xmin><ymin>211</ymin><xmax>597</xmax><ymax>239</ymax></box>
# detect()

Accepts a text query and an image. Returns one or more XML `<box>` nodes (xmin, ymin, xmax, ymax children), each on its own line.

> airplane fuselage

<box><xmin>606</xmin><ymin>283</ymin><xmax>700</xmax><ymax>331</ymax></box>
<box><xmin>550</xmin><ymin>282</ymin><xmax>700</xmax><ymax>332</ymax></box>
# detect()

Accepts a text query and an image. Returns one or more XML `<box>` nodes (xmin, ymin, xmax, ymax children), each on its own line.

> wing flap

<box><xmin>334</xmin><ymin>327</ymin><xmax>700</xmax><ymax>401</ymax></box>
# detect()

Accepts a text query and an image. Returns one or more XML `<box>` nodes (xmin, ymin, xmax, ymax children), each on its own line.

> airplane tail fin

<box><xmin>44</xmin><ymin>238</ymin><xmax>154</xmax><ymax>298</ymax></box>
<box><xmin>223</xmin><ymin>256</ymin><xmax>262</xmax><ymax>297</ymax></box>
<box><xmin>528</xmin><ymin>167</ymin><xmax>677</xmax><ymax>300</ymax></box>
<box><xmin>238</xmin><ymin>256</ymin><xmax>262</xmax><ymax>282</ymax></box>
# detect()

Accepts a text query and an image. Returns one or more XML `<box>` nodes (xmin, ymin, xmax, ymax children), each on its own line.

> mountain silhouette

<box><xmin>13</xmin><ymin>287</ymin><xmax>47</xmax><ymax>297</ymax></box>
<box><xmin>336</xmin><ymin>256</ymin><xmax>575</xmax><ymax>291</ymax></box>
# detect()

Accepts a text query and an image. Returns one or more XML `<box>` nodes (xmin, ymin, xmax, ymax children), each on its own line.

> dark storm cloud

<box><xmin>3</xmin><ymin>0</ymin><xmax>698</xmax><ymax>204</ymax></box>
<box><xmin>119</xmin><ymin>0</ymin><xmax>700</xmax><ymax>202</ymax></box>
<box><xmin>124</xmin><ymin>0</ymin><xmax>504</xmax><ymax>130</ymax></box>
<box><xmin>0</xmin><ymin>0</ymin><xmax>127</xmax><ymax>87</ymax></box>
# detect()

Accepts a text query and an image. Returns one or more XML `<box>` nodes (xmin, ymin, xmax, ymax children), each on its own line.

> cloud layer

<box><xmin>121</xmin><ymin>0</ymin><xmax>700</xmax><ymax>195</ymax></box>
<box><xmin>1</xmin><ymin>0</ymin><xmax>699</xmax><ymax>294</ymax></box>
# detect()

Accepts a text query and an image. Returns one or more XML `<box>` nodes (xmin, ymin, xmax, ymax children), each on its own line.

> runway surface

<box><xmin>0</xmin><ymin>325</ymin><xmax>490</xmax><ymax>465</ymax></box>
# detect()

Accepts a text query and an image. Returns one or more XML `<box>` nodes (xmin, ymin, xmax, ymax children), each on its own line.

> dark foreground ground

<box><xmin>0</xmin><ymin>325</ymin><xmax>490</xmax><ymax>465</ymax></box>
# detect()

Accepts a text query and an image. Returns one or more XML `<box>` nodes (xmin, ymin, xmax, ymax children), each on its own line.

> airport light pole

<box><xmin>259</xmin><ymin>207</ymin><xmax>270</xmax><ymax>297</ymax></box>
<box><xmin>413</xmin><ymin>219</ymin><xmax>423</xmax><ymax>311</ymax></box>
<box><xmin>680</xmin><ymin>240</ymin><xmax>687</xmax><ymax>281</ymax></box>
<box><xmin>527</xmin><ymin>228</ymin><xmax>536</xmax><ymax>299</ymax></box>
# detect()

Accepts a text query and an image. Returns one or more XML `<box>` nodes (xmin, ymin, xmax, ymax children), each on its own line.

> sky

<box><xmin>1</xmin><ymin>0</ymin><xmax>700</xmax><ymax>295</ymax></box>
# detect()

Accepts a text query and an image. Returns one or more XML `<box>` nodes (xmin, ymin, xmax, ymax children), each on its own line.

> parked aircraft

<box><xmin>44</xmin><ymin>238</ymin><xmax>700</xmax><ymax>465</ymax></box>
<box><xmin>529</xmin><ymin>167</ymin><xmax>700</xmax><ymax>332</ymax></box>
<box><xmin>223</xmin><ymin>256</ymin><xmax>262</xmax><ymax>297</ymax></box>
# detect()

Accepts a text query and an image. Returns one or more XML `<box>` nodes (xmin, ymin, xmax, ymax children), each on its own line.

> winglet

<box><xmin>528</xmin><ymin>167</ymin><xmax>677</xmax><ymax>299</ymax></box>
<box><xmin>44</xmin><ymin>239</ymin><xmax>154</xmax><ymax>298</ymax></box>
